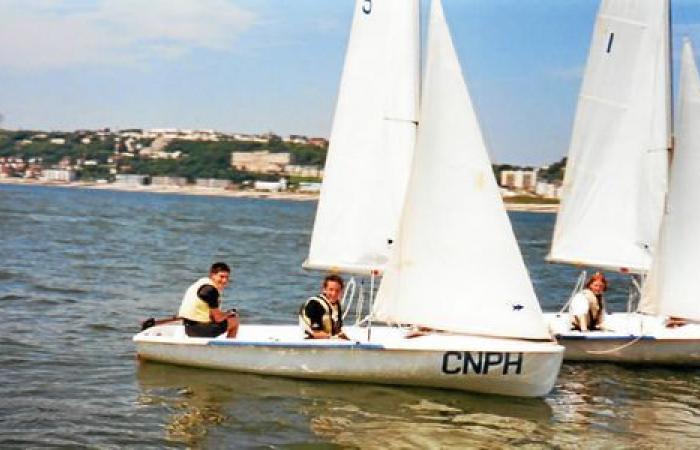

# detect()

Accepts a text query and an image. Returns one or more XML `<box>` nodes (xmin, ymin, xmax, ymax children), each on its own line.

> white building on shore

<box><xmin>535</xmin><ymin>181</ymin><xmax>562</xmax><ymax>199</ymax></box>
<box><xmin>254</xmin><ymin>178</ymin><xmax>288</xmax><ymax>192</ymax></box>
<box><xmin>500</xmin><ymin>169</ymin><xmax>538</xmax><ymax>191</ymax></box>
<box><xmin>40</xmin><ymin>169</ymin><xmax>76</xmax><ymax>182</ymax></box>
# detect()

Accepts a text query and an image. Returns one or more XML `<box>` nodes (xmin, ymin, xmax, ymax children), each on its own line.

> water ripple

<box><xmin>1</xmin><ymin>184</ymin><xmax>699</xmax><ymax>448</ymax></box>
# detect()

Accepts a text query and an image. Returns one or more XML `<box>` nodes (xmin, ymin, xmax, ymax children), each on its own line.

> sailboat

<box><xmin>545</xmin><ymin>0</ymin><xmax>700</xmax><ymax>365</ymax></box>
<box><xmin>134</xmin><ymin>0</ymin><xmax>564</xmax><ymax>397</ymax></box>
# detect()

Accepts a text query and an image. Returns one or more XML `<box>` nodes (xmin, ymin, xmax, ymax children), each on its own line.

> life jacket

<box><xmin>571</xmin><ymin>288</ymin><xmax>605</xmax><ymax>331</ymax></box>
<box><xmin>178</xmin><ymin>277</ymin><xmax>218</xmax><ymax>323</ymax></box>
<box><xmin>585</xmin><ymin>289</ymin><xmax>605</xmax><ymax>330</ymax></box>
<box><xmin>298</xmin><ymin>294</ymin><xmax>343</xmax><ymax>336</ymax></box>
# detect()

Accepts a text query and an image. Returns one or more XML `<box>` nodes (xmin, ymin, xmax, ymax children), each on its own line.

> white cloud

<box><xmin>0</xmin><ymin>0</ymin><xmax>257</xmax><ymax>70</ymax></box>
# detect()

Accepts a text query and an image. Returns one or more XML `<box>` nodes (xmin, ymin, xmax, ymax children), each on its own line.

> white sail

<box><xmin>548</xmin><ymin>0</ymin><xmax>671</xmax><ymax>272</ymax></box>
<box><xmin>304</xmin><ymin>0</ymin><xmax>419</xmax><ymax>274</ymax></box>
<box><xmin>640</xmin><ymin>40</ymin><xmax>700</xmax><ymax>320</ymax></box>
<box><xmin>372</xmin><ymin>0</ymin><xmax>550</xmax><ymax>340</ymax></box>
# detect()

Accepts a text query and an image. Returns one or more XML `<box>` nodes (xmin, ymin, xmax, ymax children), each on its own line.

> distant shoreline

<box><xmin>0</xmin><ymin>178</ymin><xmax>558</xmax><ymax>212</ymax></box>
<box><xmin>0</xmin><ymin>177</ymin><xmax>319</xmax><ymax>202</ymax></box>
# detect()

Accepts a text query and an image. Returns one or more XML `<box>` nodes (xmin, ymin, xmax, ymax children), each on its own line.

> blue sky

<box><xmin>0</xmin><ymin>1</ymin><xmax>698</xmax><ymax>165</ymax></box>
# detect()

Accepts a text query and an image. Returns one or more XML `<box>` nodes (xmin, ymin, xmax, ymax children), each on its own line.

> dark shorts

<box><xmin>183</xmin><ymin>319</ymin><xmax>227</xmax><ymax>338</ymax></box>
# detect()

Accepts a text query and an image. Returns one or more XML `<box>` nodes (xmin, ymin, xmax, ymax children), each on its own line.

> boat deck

<box><xmin>545</xmin><ymin>312</ymin><xmax>700</xmax><ymax>340</ymax></box>
<box><xmin>135</xmin><ymin>323</ymin><xmax>562</xmax><ymax>353</ymax></box>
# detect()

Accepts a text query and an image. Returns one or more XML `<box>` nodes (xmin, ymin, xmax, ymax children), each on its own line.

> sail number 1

<box><xmin>362</xmin><ymin>0</ymin><xmax>371</xmax><ymax>14</ymax></box>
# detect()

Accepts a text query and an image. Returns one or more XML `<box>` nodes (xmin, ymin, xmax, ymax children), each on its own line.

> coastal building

<box><xmin>297</xmin><ymin>182</ymin><xmax>322</xmax><ymax>193</ymax></box>
<box><xmin>254</xmin><ymin>178</ymin><xmax>288</xmax><ymax>192</ymax></box>
<box><xmin>500</xmin><ymin>169</ymin><xmax>538</xmax><ymax>191</ymax></box>
<box><xmin>285</xmin><ymin>135</ymin><xmax>308</xmax><ymax>144</ymax></box>
<box><xmin>151</xmin><ymin>176</ymin><xmax>187</xmax><ymax>187</ymax></box>
<box><xmin>24</xmin><ymin>165</ymin><xmax>42</xmax><ymax>179</ymax></box>
<box><xmin>231</xmin><ymin>151</ymin><xmax>290</xmax><ymax>173</ymax></box>
<box><xmin>535</xmin><ymin>181</ymin><xmax>562</xmax><ymax>199</ymax></box>
<box><xmin>40</xmin><ymin>169</ymin><xmax>76</xmax><ymax>183</ymax></box>
<box><xmin>284</xmin><ymin>164</ymin><xmax>323</xmax><ymax>178</ymax></box>
<box><xmin>308</xmin><ymin>137</ymin><xmax>329</xmax><ymax>148</ymax></box>
<box><xmin>114</xmin><ymin>174</ymin><xmax>149</xmax><ymax>185</ymax></box>
<box><xmin>232</xmin><ymin>133</ymin><xmax>269</xmax><ymax>143</ymax></box>
<box><xmin>195</xmin><ymin>178</ymin><xmax>232</xmax><ymax>189</ymax></box>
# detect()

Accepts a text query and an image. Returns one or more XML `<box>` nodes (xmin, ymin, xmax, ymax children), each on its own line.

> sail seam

<box><xmin>598</xmin><ymin>14</ymin><xmax>648</xmax><ymax>29</ymax></box>
<box><xmin>579</xmin><ymin>94</ymin><xmax>627</xmax><ymax>109</ymax></box>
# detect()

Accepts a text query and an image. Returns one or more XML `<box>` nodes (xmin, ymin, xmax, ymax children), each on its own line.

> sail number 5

<box><xmin>362</xmin><ymin>0</ymin><xmax>372</xmax><ymax>14</ymax></box>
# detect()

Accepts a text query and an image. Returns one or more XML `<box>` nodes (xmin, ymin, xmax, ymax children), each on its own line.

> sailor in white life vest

<box><xmin>178</xmin><ymin>262</ymin><xmax>239</xmax><ymax>338</ymax></box>
<box><xmin>570</xmin><ymin>272</ymin><xmax>608</xmax><ymax>331</ymax></box>
<box><xmin>299</xmin><ymin>274</ymin><xmax>348</xmax><ymax>339</ymax></box>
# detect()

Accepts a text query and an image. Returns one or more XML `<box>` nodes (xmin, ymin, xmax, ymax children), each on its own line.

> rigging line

<box><xmin>558</xmin><ymin>270</ymin><xmax>587</xmax><ymax>314</ymax></box>
<box><xmin>585</xmin><ymin>334</ymin><xmax>644</xmax><ymax>354</ymax></box>
<box><xmin>341</xmin><ymin>276</ymin><xmax>357</xmax><ymax>320</ymax></box>
<box><xmin>586</xmin><ymin>314</ymin><xmax>646</xmax><ymax>354</ymax></box>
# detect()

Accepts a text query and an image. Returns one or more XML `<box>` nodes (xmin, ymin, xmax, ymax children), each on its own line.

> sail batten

<box><xmin>305</xmin><ymin>0</ymin><xmax>419</xmax><ymax>274</ymax></box>
<box><xmin>548</xmin><ymin>0</ymin><xmax>671</xmax><ymax>272</ymax></box>
<box><xmin>641</xmin><ymin>40</ymin><xmax>700</xmax><ymax>321</ymax></box>
<box><xmin>372</xmin><ymin>0</ymin><xmax>550</xmax><ymax>340</ymax></box>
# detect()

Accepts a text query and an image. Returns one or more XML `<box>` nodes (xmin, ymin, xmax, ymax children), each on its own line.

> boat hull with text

<box><xmin>134</xmin><ymin>323</ymin><xmax>564</xmax><ymax>397</ymax></box>
<box><xmin>545</xmin><ymin>312</ymin><xmax>700</xmax><ymax>365</ymax></box>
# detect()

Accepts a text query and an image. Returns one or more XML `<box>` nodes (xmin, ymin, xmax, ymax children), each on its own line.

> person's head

<box><xmin>209</xmin><ymin>262</ymin><xmax>231</xmax><ymax>291</ymax></box>
<box><xmin>586</xmin><ymin>272</ymin><xmax>607</xmax><ymax>295</ymax></box>
<box><xmin>322</xmin><ymin>274</ymin><xmax>344</xmax><ymax>304</ymax></box>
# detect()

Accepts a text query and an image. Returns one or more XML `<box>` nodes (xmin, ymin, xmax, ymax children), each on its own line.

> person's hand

<box><xmin>336</xmin><ymin>332</ymin><xmax>349</xmax><ymax>340</ymax></box>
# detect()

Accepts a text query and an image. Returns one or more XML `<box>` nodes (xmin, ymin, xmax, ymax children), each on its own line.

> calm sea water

<box><xmin>1</xmin><ymin>183</ymin><xmax>699</xmax><ymax>449</ymax></box>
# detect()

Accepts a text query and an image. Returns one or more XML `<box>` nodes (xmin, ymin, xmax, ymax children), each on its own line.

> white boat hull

<box><xmin>545</xmin><ymin>312</ymin><xmax>700</xmax><ymax>365</ymax></box>
<box><xmin>133</xmin><ymin>324</ymin><xmax>564</xmax><ymax>397</ymax></box>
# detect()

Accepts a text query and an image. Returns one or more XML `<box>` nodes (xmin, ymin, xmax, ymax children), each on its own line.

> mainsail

<box><xmin>372</xmin><ymin>0</ymin><xmax>550</xmax><ymax>340</ymax></box>
<box><xmin>640</xmin><ymin>40</ymin><xmax>700</xmax><ymax>321</ymax></box>
<box><xmin>548</xmin><ymin>0</ymin><xmax>671</xmax><ymax>272</ymax></box>
<box><xmin>304</xmin><ymin>0</ymin><xmax>419</xmax><ymax>274</ymax></box>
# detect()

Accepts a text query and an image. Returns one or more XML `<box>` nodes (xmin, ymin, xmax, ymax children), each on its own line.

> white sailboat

<box><xmin>134</xmin><ymin>0</ymin><xmax>564</xmax><ymax>397</ymax></box>
<box><xmin>546</xmin><ymin>0</ymin><xmax>700</xmax><ymax>365</ymax></box>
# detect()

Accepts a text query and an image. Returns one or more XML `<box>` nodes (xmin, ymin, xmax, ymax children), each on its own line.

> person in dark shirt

<box><xmin>299</xmin><ymin>274</ymin><xmax>347</xmax><ymax>339</ymax></box>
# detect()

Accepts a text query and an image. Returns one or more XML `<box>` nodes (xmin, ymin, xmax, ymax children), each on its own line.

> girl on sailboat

<box><xmin>570</xmin><ymin>272</ymin><xmax>608</xmax><ymax>331</ymax></box>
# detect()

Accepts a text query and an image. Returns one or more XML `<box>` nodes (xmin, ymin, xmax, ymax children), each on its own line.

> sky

<box><xmin>0</xmin><ymin>1</ymin><xmax>699</xmax><ymax>165</ymax></box>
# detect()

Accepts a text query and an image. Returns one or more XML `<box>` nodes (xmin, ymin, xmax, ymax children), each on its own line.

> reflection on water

<box><xmin>136</xmin><ymin>362</ymin><xmax>554</xmax><ymax>448</ymax></box>
<box><xmin>136</xmin><ymin>360</ymin><xmax>700</xmax><ymax>448</ymax></box>
<box><xmin>2</xmin><ymin>184</ymin><xmax>700</xmax><ymax>448</ymax></box>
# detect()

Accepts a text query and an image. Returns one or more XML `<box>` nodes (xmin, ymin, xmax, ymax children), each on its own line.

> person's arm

<box><xmin>196</xmin><ymin>284</ymin><xmax>236</xmax><ymax>323</ymax></box>
<box><xmin>210</xmin><ymin>308</ymin><xmax>236</xmax><ymax>323</ymax></box>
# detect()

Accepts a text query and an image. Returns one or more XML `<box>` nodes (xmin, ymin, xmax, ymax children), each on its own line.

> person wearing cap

<box><xmin>178</xmin><ymin>262</ymin><xmax>239</xmax><ymax>338</ymax></box>
<box><xmin>570</xmin><ymin>272</ymin><xmax>608</xmax><ymax>331</ymax></box>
